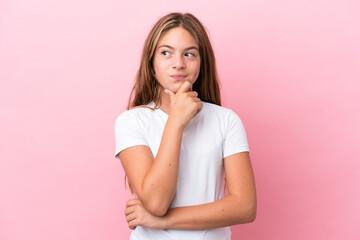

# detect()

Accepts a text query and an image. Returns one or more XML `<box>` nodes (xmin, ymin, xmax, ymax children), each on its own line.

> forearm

<box><xmin>141</xmin><ymin>117</ymin><xmax>184</xmax><ymax>215</ymax></box>
<box><xmin>162</xmin><ymin>195</ymin><xmax>256</xmax><ymax>230</ymax></box>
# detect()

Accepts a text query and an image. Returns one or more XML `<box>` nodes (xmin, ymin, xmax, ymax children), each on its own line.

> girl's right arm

<box><xmin>119</xmin><ymin>81</ymin><xmax>202</xmax><ymax>217</ymax></box>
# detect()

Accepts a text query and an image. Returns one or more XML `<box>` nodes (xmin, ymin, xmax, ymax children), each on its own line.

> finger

<box><xmin>126</xmin><ymin>199</ymin><xmax>136</xmax><ymax>208</ymax></box>
<box><xmin>177</xmin><ymin>81</ymin><xmax>192</xmax><ymax>93</ymax></box>
<box><xmin>186</xmin><ymin>91</ymin><xmax>198</xmax><ymax>98</ymax></box>
<box><xmin>198</xmin><ymin>102</ymin><xmax>203</xmax><ymax>111</ymax></box>
<box><xmin>198</xmin><ymin>101</ymin><xmax>203</xmax><ymax>109</ymax></box>
<box><xmin>126</xmin><ymin>212</ymin><xmax>137</xmax><ymax>223</ymax></box>
<box><xmin>124</xmin><ymin>206</ymin><xmax>136</xmax><ymax>216</ymax></box>
<box><xmin>126</xmin><ymin>198</ymin><xmax>141</xmax><ymax>207</ymax></box>
<box><xmin>164</xmin><ymin>89</ymin><xmax>175</xmax><ymax>99</ymax></box>
<box><xmin>128</xmin><ymin>218</ymin><xmax>138</xmax><ymax>230</ymax></box>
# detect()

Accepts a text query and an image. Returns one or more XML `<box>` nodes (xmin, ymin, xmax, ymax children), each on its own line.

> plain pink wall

<box><xmin>1</xmin><ymin>0</ymin><xmax>359</xmax><ymax>239</ymax></box>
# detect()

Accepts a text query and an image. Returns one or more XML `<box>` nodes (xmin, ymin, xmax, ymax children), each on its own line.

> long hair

<box><xmin>126</xmin><ymin>12</ymin><xmax>221</xmax><ymax>110</ymax></box>
<box><xmin>124</xmin><ymin>12</ymin><xmax>223</xmax><ymax>194</ymax></box>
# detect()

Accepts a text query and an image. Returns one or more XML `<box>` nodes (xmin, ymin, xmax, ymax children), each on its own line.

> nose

<box><xmin>172</xmin><ymin>54</ymin><xmax>185</xmax><ymax>70</ymax></box>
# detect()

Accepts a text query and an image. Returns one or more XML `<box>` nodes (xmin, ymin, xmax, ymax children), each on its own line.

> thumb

<box><xmin>164</xmin><ymin>89</ymin><xmax>175</xmax><ymax>99</ymax></box>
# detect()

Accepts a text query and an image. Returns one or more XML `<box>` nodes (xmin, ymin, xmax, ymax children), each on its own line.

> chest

<box><xmin>147</xmin><ymin>117</ymin><xmax>224</xmax><ymax>169</ymax></box>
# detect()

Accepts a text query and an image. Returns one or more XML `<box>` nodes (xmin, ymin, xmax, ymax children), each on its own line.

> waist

<box><xmin>131</xmin><ymin>226</ymin><xmax>231</xmax><ymax>240</ymax></box>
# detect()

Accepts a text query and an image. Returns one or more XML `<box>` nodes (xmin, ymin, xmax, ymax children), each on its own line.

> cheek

<box><xmin>153</xmin><ymin>59</ymin><xmax>159</xmax><ymax>73</ymax></box>
<box><xmin>153</xmin><ymin>62</ymin><xmax>168</xmax><ymax>85</ymax></box>
<box><xmin>191</xmin><ymin>62</ymin><xmax>201</xmax><ymax>77</ymax></box>
<box><xmin>196</xmin><ymin>63</ymin><xmax>201</xmax><ymax>75</ymax></box>
<box><xmin>153</xmin><ymin>60</ymin><xmax>167</xmax><ymax>75</ymax></box>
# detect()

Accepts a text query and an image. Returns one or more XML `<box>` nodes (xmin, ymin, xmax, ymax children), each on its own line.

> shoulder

<box><xmin>116</xmin><ymin>105</ymin><xmax>156</xmax><ymax>120</ymax></box>
<box><xmin>115</xmin><ymin>105</ymin><xmax>155</xmax><ymax>126</ymax></box>
<box><xmin>201</xmin><ymin>101</ymin><xmax>240</xmax><ymax>120</ymax></box>
<box><xmin>201</xmin><ymin>102</ymin><xmax>247</xmax><ymax>136</ymax></box>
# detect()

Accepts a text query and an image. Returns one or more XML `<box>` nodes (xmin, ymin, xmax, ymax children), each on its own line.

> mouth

<box><xmin>171</xmin><ymin>74</ymin><xmax>187</xmax><ymax>80</ymax></box>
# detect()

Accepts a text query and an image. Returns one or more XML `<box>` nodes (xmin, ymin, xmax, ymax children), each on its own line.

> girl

<box><xmin>114</xmin><ymin>12</ymin><xmax>257</xmax><ymax>240</ymax></box>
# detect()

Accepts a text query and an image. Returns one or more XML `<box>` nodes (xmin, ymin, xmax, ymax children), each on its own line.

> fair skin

<box><xmin>121</xmin><ymin>27</ymin><xmax>257</xmax><ymax>230</ymax></box>
<box><xmin>125</xmin><ymin>152</ymin><xmax>256</xmax><ymax>230</ymax></box>
<box><xmin>119</xmin><ymin>27</ymin><xmax>203</xmax><ymax>216</ymax></box>
<box><xmin>154</xmin><ymin>26</ymin><xmax>202</xmax><ymax>115</ymax></box>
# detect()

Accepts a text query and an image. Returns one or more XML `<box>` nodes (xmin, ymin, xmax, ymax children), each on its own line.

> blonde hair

<box><xmin>124</xmin><ymin>12</ymin><xmax>223</xmax><ymax>194</ymax></box>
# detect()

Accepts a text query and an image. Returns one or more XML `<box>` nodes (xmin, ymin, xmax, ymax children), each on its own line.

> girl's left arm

<box><xmin>125</xmin><ymin>152</ymin><xmax>257</xmax><ymax>230</ymax></box>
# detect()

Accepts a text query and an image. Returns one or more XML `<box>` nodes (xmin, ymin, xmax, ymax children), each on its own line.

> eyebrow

<box><xmin>158</xmin><ymin>44</ymin><xmax>199</xmax><ymax>51</ymax></box>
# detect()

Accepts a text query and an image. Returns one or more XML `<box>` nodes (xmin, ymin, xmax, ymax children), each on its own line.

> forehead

<box><xmin>158</xmin><ymin>27</ymin><xmax>198</xmax><ymax>48</ymax></box>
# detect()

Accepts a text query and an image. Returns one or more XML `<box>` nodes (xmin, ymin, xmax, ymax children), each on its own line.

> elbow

<box><xmin>140</xmin><ymin>183</ymin><xmax>173</xmax><ymax>216</ymax></box>
<box><xmin>237</xmin><ymin>200</ymin><xmax>257</xmax><ymax>224</ymax></box>
<box><xmin>247</xmin><ymin>207</ymin><xmax>257</xmax><ymax>223</ymax></box>
<box><xmin>244</xmin><ymin>203</ymin><xmax>257</xmax><ymax>223</ymax></box>
<box><xmin>148</xmin><ymin>206</ymin><xmax>168</xmax><ymax>217</ymax></box>
<box><xmin>144</xmin><ymin>199</ymin><xmax>169</xmax><ymax>217</ymax></box>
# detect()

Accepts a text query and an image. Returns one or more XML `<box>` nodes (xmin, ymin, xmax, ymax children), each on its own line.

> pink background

<box><xmin>1</xmin><ymin>0</ymin><xmax>359</xmax><ymax>239</ymax></box>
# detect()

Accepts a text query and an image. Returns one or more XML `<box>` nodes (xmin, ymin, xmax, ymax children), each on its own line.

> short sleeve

<box><xmin>223</xmin><ymin>110</ymin><xmax>250</xmax><ymax>158</ymax></box>
<box><xmin>114</xmin><ymin>111</ymin><xmax>148</xmax><ymax>159</ymax></box>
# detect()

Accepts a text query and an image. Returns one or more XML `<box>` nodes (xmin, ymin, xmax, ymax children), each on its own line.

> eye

<box><xmin>161</xmin><ymin>51</ymin><xmax>171</xmax><ymax>56</ymax></box>
<box><xmin>184</xmin><ymin>52</ymin><xmax>196</xmax><ymax>57</ymax></box>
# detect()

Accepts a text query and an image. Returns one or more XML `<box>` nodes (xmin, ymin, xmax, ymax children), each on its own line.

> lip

<box><xmin>171</xmin><ymin>74</ymin><xmax>187</xmax><ymax>80</ymax></box>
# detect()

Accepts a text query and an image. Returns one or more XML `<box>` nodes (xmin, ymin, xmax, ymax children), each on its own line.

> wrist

<box><xmin>161</xmin><ymin>212</ymin><xmax>171</xmax><ymax>230</ymax></box>
<box><xmin>167</xmin><ymin>116</ymin><xmax>185</xmax><ymax>131</ymax></box>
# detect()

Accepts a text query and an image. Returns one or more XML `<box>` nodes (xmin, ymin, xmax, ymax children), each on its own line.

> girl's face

<box><xmin>153</xmin><ymin>27</ymin><xmax>201</xmax><ymax>94</ymax></box>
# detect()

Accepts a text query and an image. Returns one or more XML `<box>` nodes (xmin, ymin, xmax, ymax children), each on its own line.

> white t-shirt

<box><xmin>114</xmin><ymin>101</ymin><xmax>250</xmax><ymax>240</ymax></box>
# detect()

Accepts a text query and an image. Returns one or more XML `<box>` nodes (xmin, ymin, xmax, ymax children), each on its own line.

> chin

<box><xmin>168</xmin><ymin>84</ymin><xmax>182</xmax><ymax>93</ymax></box>
<box><xmin>162</xmin><ymin>81</ymin><xmax>191</xmax><ymax>94</ymax></box>
<box><xmin>172</xmin><ymin>88</ymin><xmax>180</xmax><ymax>94</ymax></box>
